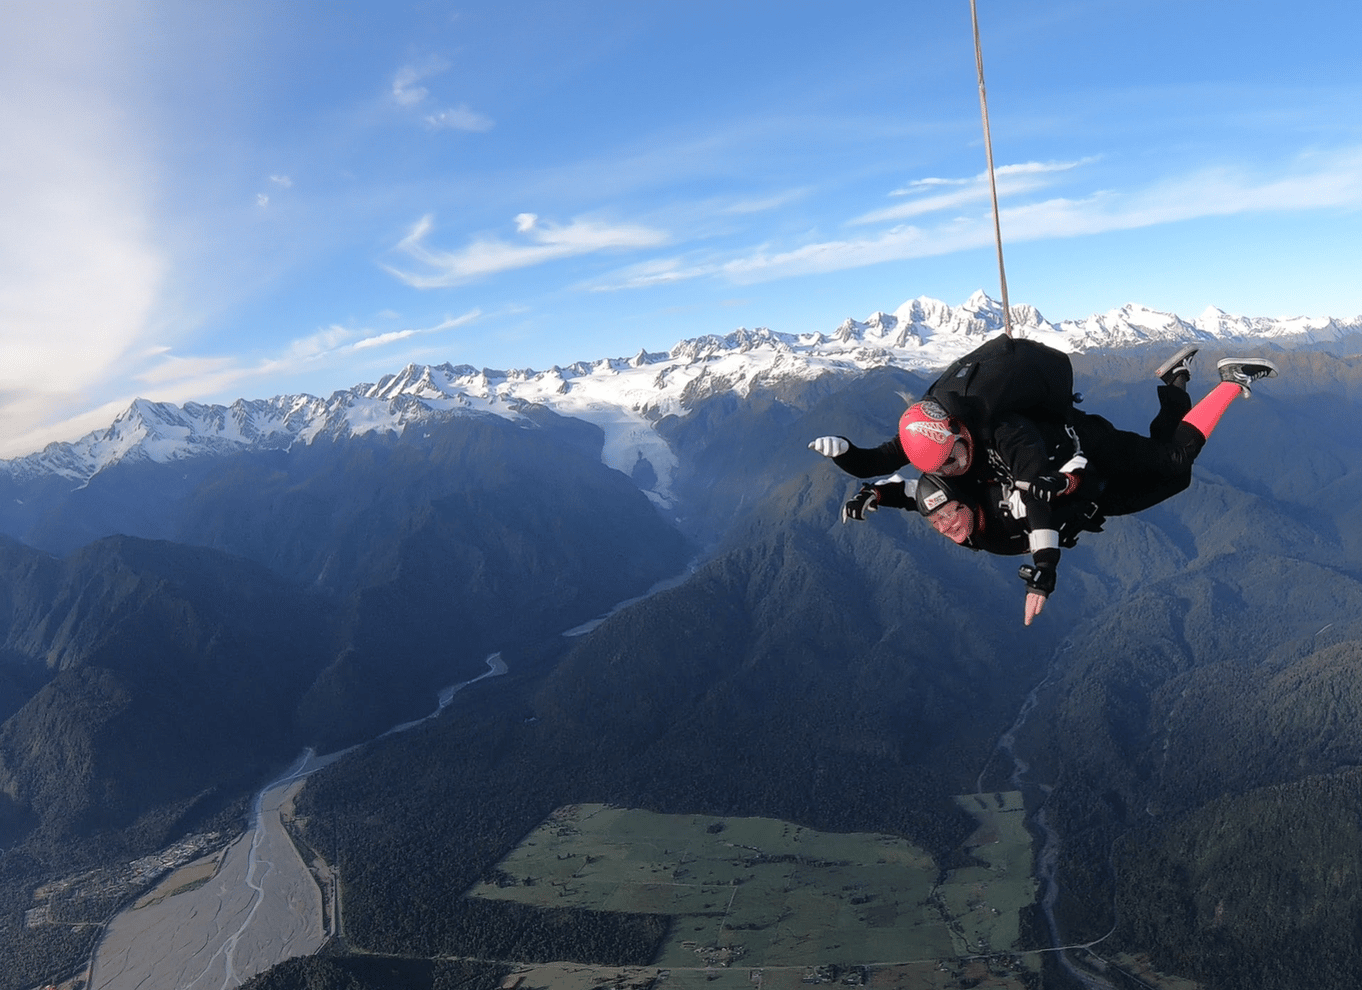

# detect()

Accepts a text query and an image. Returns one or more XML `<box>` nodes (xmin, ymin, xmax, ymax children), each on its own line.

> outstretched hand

<box><xmin>842</xmin><ymin>484</ymin><xmax>879</xmax><ymax>523</ymax></box>
<box><xmin>808</xmin><ymin>436</ymin><xmax>849</xmax><ymax>459</ymax></box>
<box><xmin>1024</xmin><ymin>591</ymin><xmax>1047</xmax><ymax>626</ymax></box>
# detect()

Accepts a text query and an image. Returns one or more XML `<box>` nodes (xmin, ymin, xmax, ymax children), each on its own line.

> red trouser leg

<box><xmin>1181</xmin><ymin>381</ymin><xmax>1241</xmax><ymax>442</ymax></box>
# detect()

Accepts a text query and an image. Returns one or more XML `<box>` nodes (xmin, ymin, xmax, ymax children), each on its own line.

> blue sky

<box><xmin>2</xmin><ymin>0</ymin><xmax>1361</xmax><ymax>456</ymax></box>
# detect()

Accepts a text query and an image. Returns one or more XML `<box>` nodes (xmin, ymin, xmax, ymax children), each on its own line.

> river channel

<box><xmin>86</xmin><ymin>652</ymin><xmax>507</xmax><ymax>990</ymax></box>
<box><xmin>992</xmin><ymin>666</ymin><xmax>1120</xmax><ymax>990</ymax></box>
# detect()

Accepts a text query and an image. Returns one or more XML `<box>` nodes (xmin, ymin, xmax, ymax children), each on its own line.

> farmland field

<box><xmin>468</xmin><ymin>797</ymin><xmax>1041</xmax><ymax>985</ymax></box>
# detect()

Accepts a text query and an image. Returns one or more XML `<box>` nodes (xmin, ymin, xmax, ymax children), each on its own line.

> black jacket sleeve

<box><xmin>830</xmin><ymin>436</ymin><xmax>911</xmax><ymax>479</ymax></box>
<box><xmin>990</xmin><ymin>413</ymin><xmax>1052</xmax><ymax>484</ymax></box>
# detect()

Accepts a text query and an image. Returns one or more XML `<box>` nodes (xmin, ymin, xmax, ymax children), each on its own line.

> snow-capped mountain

<box><xmin>4</xmin><ymin>291</ymin><xmax>1359</xmax><ymax>493</ymax></box>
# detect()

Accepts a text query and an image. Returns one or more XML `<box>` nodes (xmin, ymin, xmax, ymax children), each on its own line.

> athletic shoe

<box><xmin>1217</xmin><ymin>357</ymin><xmax>1279</xmax><ymax>397</ymax></box>
<box><xmin>1154</xmin><ymin>344</ymin><xmax>1198</xmax><ymax>388</ymax></box>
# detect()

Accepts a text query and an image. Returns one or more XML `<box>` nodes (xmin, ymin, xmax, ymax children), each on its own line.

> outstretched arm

<box><xmin>842</xmin><ymin>476</ymin><xmax>918</xmax><ymax>522</ymax></box>
<box><xmin>808</xmin><ymin>435</ymin><xmax>910</xmax><ymax>478</ymax></box>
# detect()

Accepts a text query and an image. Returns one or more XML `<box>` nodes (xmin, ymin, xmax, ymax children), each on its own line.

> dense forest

<box><xmin>292</xmin><ymin>644</ymin><xmax>985</xmax><ymax>963</ymax></box>
<box><xmin>239</xmin><ymin>955</ymin><xmax>510</xmax><ymax>990</ymax></box>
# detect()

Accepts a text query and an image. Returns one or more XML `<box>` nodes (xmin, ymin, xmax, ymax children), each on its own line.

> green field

<box><xmin>940</xmin><ymin>792</ymin><xmax>1038</xmax><ymax>955</ymax></box>
<box><xmin>468</xmin><ymin>797</ymin><xmax>1041</xmax><ymax>980</ymax></box>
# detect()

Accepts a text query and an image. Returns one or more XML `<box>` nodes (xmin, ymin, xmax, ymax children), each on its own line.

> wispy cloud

<box><xmin>0</xmin><ymin>5</ymin><xmax>167</xmax><ymax>457</ymax></box>
<box><xmin>392</xmin><ymin>61</ymin><xmax>443</xmax><ymax>107</ymax></box>
<box><xmin>391</xmin><ymin>59</ymin><xmax>494</xmax><ymax>132</ymax></box>
<box><xmin>386</xmin><ymin>213</ymin><xmax>669</xmax><ymax>288</ymax></box>
<box><xmin>260</xmin><ymin>310</ymin><xmax>483</xmax><ymax>368</ymax></box>
<box><xmin>425</xmin><ymin>105</ymin><xmax>493</xmax><ymax>132</ymax></box>
<box><xmin>37</xmin><ymin>310</ymin><xmax>491</xmax><ymax>449</ymax></box>
<box><xmin>351</xmin><ymin>312</ymin><xmax>481</xmax><ymax>350</ymax></box>
<box><xmin>852</xmin><ymin>159</ymin><xmax>1093</xmax><ymax>225</ymax></box>
<box><xmin>723</xmin><ymin>188</ymin><xmax>813</xmax><ymax>214</ymax></box>
<box><xmin>0</xmin><ymin>316</ymin><xmax>426</xmax><ymax>455</ymax></box>
<box><xmin>135</xmin><ymin>352</ymin><xmax>241</xmax><ymax>388</ymax></box>
<box><xmin>587</xmin><ymin>147</ymin><xmax>1362</xmax><ymax>290</ymax></box>
<box><xmin>585</xmin><ymin>257</ymin><xmax>713</xmax><ymax>292</ymax></box>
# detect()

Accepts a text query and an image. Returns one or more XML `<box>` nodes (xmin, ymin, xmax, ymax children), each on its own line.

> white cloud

<box><xmin>425</xmin><ymin>105</ymin><xmax>494</xmax><ymax>132</ymax></box>
<box><xmin>135</xmin><ymin>353</ymin><xmax>240</xmax><ymax>388</ymax></box>
<box><xmin>351</xmin><ymin>311</ymin><xmax>481</xmax><ymax>350</ymax></box>
<box><xmin>279</xmin><ymin>324</ymin><xmax>359</xmax><ymax>362</ymax></box>
<box><xmin>392</xmin><ymin>62</ymin><xmax>441</xmax><ymax>107</ymax></box>
<box><xmin>269</xmin><ymin>174</ymin><xmax>292</xmax><ymax>187</ymax></box>
<box><xmin>262</xmin><ymin>310</ymin><xmax>481</xmax><ymax>366</ymax></box>
<box><xmin>256</xmin><ymin>192</ymin><xmax>269</xmax><ymax>207</ymax></box>
<box><xmin>889</xmin><ymin>177</ymin><xmax>971</xmax><ymax>194</ymax></box>
<box><xmin>722</xmin><ymin>188</ymin><xmax>813</xmax><ymax>214</ymax></box>
<box><xmin>74</xmin><ymin>311</ymin><xmax>487</xmax><ymax>433</ymax></box>
<box><xmin>585</xmin><ymin>257</ymin><xmax>716</xmax><ymax>292</ymax></box>
<box><xmin>391</xmin><ymin>59</ymin><xmax>492</xmax><ymax>132</ymax></box>
<box><xmin>0</xmin><ymin>5</ymin><xmax>167</xmax><ymax>457</ymax></box>
<box><xmin>584</xmin><ymin>147</ymin><xmax>1362</xmax><ymax>290</ymax></box>
<box><xmin>853</xmin><ymin>159</ymin><xmax>1093</xmax><ymax>225</ymax></box>
<box><xmin>386</xmin><ymin>214</ymin><xmax>669</xmax><ymax>288</ymax></box>
<box><xmin>2</xmin><ymin>396</ymin><xmax>145</xmax><ymax>460</ymax></box>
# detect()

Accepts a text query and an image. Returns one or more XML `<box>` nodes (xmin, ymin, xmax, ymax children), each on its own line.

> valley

<box><xmin>79</xmin><ymin>654</ymin><xmax>508</xmax><ymax>989</ymax></box>
<box><xmin>87</xmin><ymin>754</ymin><xmax>328</xmax><ymax>990</ymax></box>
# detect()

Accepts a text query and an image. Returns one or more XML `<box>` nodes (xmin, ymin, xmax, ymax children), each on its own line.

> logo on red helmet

<box><xmin>904</xmin><ymin>419</ymin><xmax>956</xmax><ymax>446</ymax></box>
<box><xmin>916</xmin><ymin>398</ymin><xmax>949</xmax><ymax>421</ymax></box>
<box><xmin>899</xmin><ymin>399</ymin><xmax>964</xmax><ymax>472</ymax></box>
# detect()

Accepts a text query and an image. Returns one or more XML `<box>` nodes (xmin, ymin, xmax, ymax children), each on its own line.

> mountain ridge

<box><xmin>6</xmin><ymin>291</ymin><xmax>1360</xmax><ymax>490</ymax></box>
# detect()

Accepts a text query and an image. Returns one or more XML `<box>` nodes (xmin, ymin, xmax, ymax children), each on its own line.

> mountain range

<box><xmin>3</xmin><ymin>293</ymin><xmax>1362</xmax><ymax>990</ymax></box>
<box><xmin>5</xmin><ymin>292</ymin><xmax>1359</xmax><ymax>492</ymax></box>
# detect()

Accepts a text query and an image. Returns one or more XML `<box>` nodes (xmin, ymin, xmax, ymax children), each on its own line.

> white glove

<box><xmin>808</xmin><ymin>436</ymin><xmax>850</xmax><ymax>459</ymax></box>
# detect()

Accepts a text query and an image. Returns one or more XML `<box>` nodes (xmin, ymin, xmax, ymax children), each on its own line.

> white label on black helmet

<box><xmin>922</xmin><ymin>488</ymin><xmax>948</xmax><ymax>513</ymax></box>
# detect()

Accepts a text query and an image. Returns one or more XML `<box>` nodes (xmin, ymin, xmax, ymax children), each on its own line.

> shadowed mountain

<box><xmin>0</xmin><ymin>535</ymin><xmax>338</xmax><ymax>859</ymax></box>
<box><xmin>0</xmin><ymin>410</ymin><xmax>692</xmax><ymax>856</ymax></box>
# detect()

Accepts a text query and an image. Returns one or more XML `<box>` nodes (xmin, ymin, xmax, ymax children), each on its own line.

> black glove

<box><xmin>1017</xmin><ymin>547</ymin><xmax>1061</xmax><ymax>597</ymax></box>
<box><xmin>1018</xmin><ymin>563</ymin><xmax>1057</xmax><ymax>596</ymax></box>
<box><xmin>1021</xmin><ymin>472</ymin><xmax>1080</xmax><ymax>502</ymax></box>
<box><xmin>842</xmin><ymin>484</ymin><xmax>880</xmax><ymax>523</ymax></box>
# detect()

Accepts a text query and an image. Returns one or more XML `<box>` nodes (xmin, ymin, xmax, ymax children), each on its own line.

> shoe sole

<box><xmin>1216</xmin><ymin>357</ymin><xmax>1279</xmax><ymax>396</ymax></box>
<box><xmin>1154</xmin><ymin>344</ymin><xmax>1199</xmax><ymax>380</ymax></box>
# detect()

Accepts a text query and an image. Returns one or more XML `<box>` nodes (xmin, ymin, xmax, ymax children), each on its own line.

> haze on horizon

<box><xmin>2</xmin><ymin>0</ymin><xmax>1360</xmax><ymax>457</ymax></box>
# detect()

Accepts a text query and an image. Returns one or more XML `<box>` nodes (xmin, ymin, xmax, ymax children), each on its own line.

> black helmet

<box><xmin>915</xmin><ymin>473</ymin><xmax>967</xmax><ymax>517</ymax></box>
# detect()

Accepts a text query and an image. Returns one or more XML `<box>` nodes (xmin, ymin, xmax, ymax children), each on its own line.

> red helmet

<box><xmin>898</xmin><ymin>399</ymin><xmax>972</xmax><ymax>474</ymax></box>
